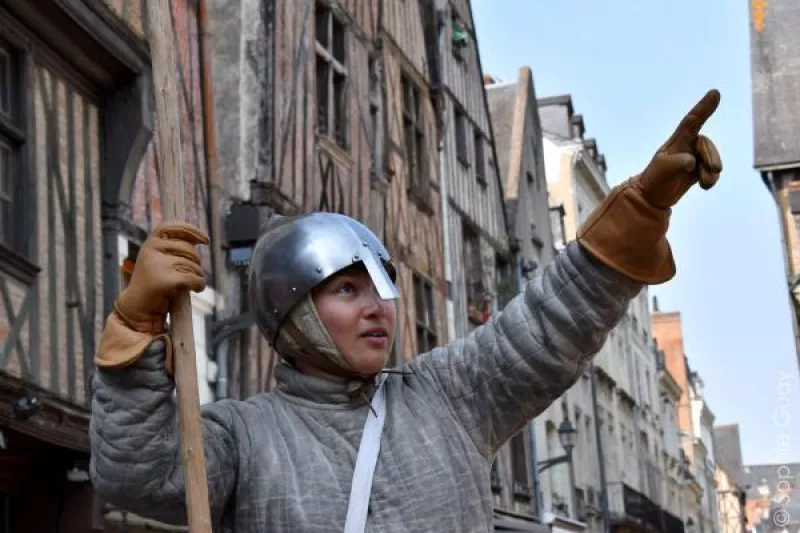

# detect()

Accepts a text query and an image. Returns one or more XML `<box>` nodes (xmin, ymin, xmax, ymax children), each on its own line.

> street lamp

<box><xmin>537</xmin><ymin>416</ymin><xmax>579</xmax><ymax>520</ymax></box>
<box><xmin>537</xmin><ymin>417</ymin><xmax>578</xmax><ymax>473</ymax></box>
<box><xmin>558</xmin><ymin>418</ymin><xmax>578</xmax><ymax>454</ymax></box>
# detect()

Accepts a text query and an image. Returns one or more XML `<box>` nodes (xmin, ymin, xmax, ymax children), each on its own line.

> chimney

<box><xmin>483</xmin><ymin>74</ymin><xmax>495</xmax><ymax>85</ymax></box>
<box><xmin>652</xmin><ymin>295</ymin><xmax>660</xmax><ymax>312</ymax></box>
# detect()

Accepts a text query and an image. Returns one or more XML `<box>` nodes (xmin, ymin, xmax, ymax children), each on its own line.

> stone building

<box><xmin>749</xmin><ymin>0</ymin><xmax>800</xmax><ymax>370</ymax></box>
<box><xmin>539</xmin><ymin>94</ymin><xmax>686</xmax><ymax>533</ymax></box>
<box><xmin>485</xmin><ymin>65</ymin><xmax>558</xmax><ymax>529</ymax></box>
<box><xmin>652</xmin><ymin>308</ymin><xmax>719</xmax><ymax>533</ymax></box>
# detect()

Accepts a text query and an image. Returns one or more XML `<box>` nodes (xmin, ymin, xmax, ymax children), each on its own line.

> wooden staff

<box><xmin>146</xmin><ymin>1</ymin><xmax>213</xmax><ymax>531</ymax></box>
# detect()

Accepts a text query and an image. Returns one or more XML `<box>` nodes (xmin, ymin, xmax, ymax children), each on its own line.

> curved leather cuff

<box><xmin>95</xmin><ymin>312</ymin><xmax>174</xmax><ymax>374</ymax></box>
<box><xmin>577</xmin><ymin>178</ymin><xmax>675</xmax><ymax>285</ymax></box>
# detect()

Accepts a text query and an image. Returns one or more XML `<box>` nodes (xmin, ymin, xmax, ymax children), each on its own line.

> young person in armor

<box><xmin>89</xmin><ymin>90</ymin><xmax>722</xmax><ymax>532</ymax></box>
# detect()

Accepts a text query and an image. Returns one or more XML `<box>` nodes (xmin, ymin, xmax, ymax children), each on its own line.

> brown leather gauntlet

<box><xmin>94</xmin><ymin>312</ymin><xmax>175</xmax><ymax>374</ymax></box>
<box><xmin>577</xmin><ymin>90</ymin><xmax>723</xmax><ymax>285</ymax></box>
<box><xmin>94</xmin><ymin>221</ymin><xmax>209</xmax><ymax>374</ymax></box>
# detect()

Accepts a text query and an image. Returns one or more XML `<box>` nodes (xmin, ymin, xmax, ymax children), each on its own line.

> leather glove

<box><xmin>577</xmin><ymin>89</ymin><xmax>723</xmax><ymax>284</ymax></box>
<box><xmin>95</xmin><ymin>221</ymin><xmax>209</xmax><ymax>373</ymax></box>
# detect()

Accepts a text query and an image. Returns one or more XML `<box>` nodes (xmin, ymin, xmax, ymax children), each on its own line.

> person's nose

<box><xmin>362</xmin><ymin>285</ymin><xmax>386</xmax><ymax>317</ymax></box>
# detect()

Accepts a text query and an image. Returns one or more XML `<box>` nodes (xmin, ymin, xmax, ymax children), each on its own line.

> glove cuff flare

<box><xmin>577</xmin><ymin>178</ymin><xmax>675</xmax><ymax>285</ymax></box>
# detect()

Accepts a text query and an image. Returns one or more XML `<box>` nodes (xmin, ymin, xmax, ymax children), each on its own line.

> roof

<box><xmin>743</xmin><ymin>462</ymin><xmax>800</xmax><ymax>529</ymax></box>
<box><xmin>713</xmin><ymin>424</ymin><xmax>745</xmax><ymax>482</ymax></box>
<box><xmin>487</xmin><ymin>66</ymin><xmax>548</xmax><ymax>203</ymax></box>
<box><xmin>486</xmin><ymin>80</ymin><xmax>518</xmax><ymax>200</ymax></box>
<box><xmin>538</xmin><ymin>94</ymin><xmax>576</xmax><ymax>140</ymax></box>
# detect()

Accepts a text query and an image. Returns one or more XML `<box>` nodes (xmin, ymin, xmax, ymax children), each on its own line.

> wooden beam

<box><xmin>145</xmin><ymin>2</ymin><xmax>213</xmax><ymax>531</ymax></box>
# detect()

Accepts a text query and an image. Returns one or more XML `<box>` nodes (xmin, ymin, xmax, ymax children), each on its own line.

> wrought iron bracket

<box><xmin>537</xmin><ymin>454</ymin><xmax>570</xmax><ymax>474</ymax></box>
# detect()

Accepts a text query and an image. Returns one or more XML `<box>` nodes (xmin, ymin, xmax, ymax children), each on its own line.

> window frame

<box><xmin>315</xmin><ymin>1</ymin><xmax>349</xmax><ymax>151</ymax></box>
<box><xmin>463</xmin><ymin>223</ymin><xmax>484</xmax><ymax>307</ymax></box>
<box><xmin>401</xmin><ymin>72</ymin><xmax>426</xmax><ymax>193</ymax></box>
<box><xmin>474</xmin><ymin>129</ymin><xmax>485</xmax><ymax>185</ymax></box>
<box><xmin>510</xmin><ymin>430</ymin><xmax>532</xmax><ymax>500</ymax></box>
<box><xmin>413</xmin><ymin>273</ymin><xmax>438</xmax><ymax>354</ymax></box>
<box><xmin>0</xmin><ymin>35</ymin><xmax>31</xmax><ymax>262</ymax></box>
<box><xmin>454</xmin><ymin>106</ymin><xmax>469</xmax><ymax>166</ymax></box>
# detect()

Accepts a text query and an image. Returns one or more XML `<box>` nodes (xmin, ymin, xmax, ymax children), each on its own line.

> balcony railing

<box><xmin>608</xmin><ymin>482</ymin><xmax>685</xmax><ymax>533</ymax></box>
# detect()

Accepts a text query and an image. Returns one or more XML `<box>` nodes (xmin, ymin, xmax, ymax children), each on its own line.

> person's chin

<box><xmin>349</xmin><ymin>350</ymin><xmax>390</xmax><ymax>376</ymax></box>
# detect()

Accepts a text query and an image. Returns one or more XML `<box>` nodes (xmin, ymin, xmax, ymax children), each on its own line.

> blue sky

<box><xmin>471</xmin><ymin>0</ymin><xmax>800</xmax><ymax>466</ymax></box>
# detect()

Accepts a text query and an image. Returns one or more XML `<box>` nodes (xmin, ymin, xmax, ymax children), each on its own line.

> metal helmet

<box><xmin>247</xmin><ymin>212</ymin><xmax>398</xmax><ymax>346</ymax></box>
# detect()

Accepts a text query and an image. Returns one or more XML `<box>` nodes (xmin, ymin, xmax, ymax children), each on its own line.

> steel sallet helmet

<box><xmin>247</xmin><ymin>212</ymin><xmax>398</xmax><ymax>346</ymax></box>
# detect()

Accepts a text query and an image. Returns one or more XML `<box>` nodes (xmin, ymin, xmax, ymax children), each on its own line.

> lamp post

<box><xmin>538</xmin><ymin>416</ymin><xmax>578</xmax><ymax>519</ymax></box>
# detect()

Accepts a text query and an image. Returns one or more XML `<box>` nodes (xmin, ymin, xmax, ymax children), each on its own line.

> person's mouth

<box><xmin>360</xmin><ymin>328</ymin><xmax>388</xmax><ymax>347</ymax></box>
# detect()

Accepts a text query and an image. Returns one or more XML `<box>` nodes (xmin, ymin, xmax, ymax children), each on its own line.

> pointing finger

<box><xmin>646</xmin><ymin>152</ymin><xmax>696</xmax><ymax>183</ymax></box>
<box><xmin>664</xmin><ymin>89</ymin><xmax>721</xmax><ymax>149</ymax></box>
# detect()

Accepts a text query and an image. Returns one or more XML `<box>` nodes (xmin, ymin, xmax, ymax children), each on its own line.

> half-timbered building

<box><xmin>0</xmin><ymin>0</ymin><xmax>221</xmax><ymax>530</ymax></box>
<box><xmin>208</xmin><ymin>0</ymin><xmax>448</xmax><ymax>397</ymax></box>
<box><xmin>429</xmin><ymin>0</ymin><xmax>513</xmax><ymax>342</ymax></box>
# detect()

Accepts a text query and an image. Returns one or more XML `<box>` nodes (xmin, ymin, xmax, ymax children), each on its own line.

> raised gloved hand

<box><xmin>577</xmin><ymin>89</ymin><xmax>723</xmax><ymax>284</ymax></box>
<box><xmin>95</xmin><ymin>222</ymin><xmax>209</xmax><ymax>374</ymax></box>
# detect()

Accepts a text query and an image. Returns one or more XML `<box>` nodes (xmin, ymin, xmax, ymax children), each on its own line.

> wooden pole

<box><xmin>146</xmin><ymin>1</ymin><xmax>213</xmax><ymax>531</ymax></box>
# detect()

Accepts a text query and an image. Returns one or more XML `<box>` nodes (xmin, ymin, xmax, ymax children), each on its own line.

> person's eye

<box><xmin>337</xmin><ymin>282</ymin><xmax>356</xmax><ymax>295</ymax></box>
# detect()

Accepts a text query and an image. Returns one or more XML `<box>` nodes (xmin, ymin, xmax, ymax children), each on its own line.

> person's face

<box><xmin>311</xmin><ymin>266</ymin><xmax>397</xmax><ymax>376</ymax></box>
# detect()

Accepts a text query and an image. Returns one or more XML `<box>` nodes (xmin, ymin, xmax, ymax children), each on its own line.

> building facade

<box><xmin>0</xmin><ymin>0</ymin><xmax>218</xmax><ymax>531</ymax></box>
<box><xmin>432</xmin><ymin>0</ymin><xmax>514</xmax><ymax>344</ymax></box>
<box><xmin>538</xmin><ymin>94</ymin><xmax>609</xmax><ymax>533</ymax></box>
<box><xmin>485</xmin><ymin>65</ymin><xmax>558</xmax><ymax>527</ymax></box>
<box><xmin>657</xmin><ymin>344</ymin><xmax>687</xmax><ymax>523</ymax></box>
<box><xmin>749</xmin><ymin>0</ymin><xmax>800</xmax><ymax>371</ymax></box>
<box><xmin>539</xmin><ymin>94</ymin><xmax>687</xmax><ymax>533</ymax></box>
<box><xmin>651</xmin><ymin>308</ymin><xmax>716</xmax><ymax>533</ymax></box>
<box><xmin>715</xmin><ymin>465</ymin><xmax>747</xmax><ymax>533</ymax></box>
<box><xmin>689</xmin><ymin>372</ymin><xmax>721</xmax><ymax>533</ymax></box>
<box><xmin>208</xmin><ymin>0</ymin><xmax>450</xmax><ymax>398</ymax></box>
<box><xmin>712</xmin><ymin>424</ymin><xmax>748</xmax><ymax>533</ymax></box>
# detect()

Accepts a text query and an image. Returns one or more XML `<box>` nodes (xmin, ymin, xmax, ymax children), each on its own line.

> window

<box><xmin>0</xmin><ymin>142</ymin><xmax>11</xmax><ymax>244</ymax></box>
<box><xmin>474</xmin><ymin>130</ymin><xmax>485</xmax><ymax>184</ymax></box>
<box><xmin>402</xmin><ymin>73</ymin><xmax>426</xmax><ymax>193</ymax></box>
<box><xmin>490</xmin><ymin>459</ymin><xmax>501</xmax><ymax>492</ymax></box>
<box><xmin>455</xmin><ymin>107</ymin><xmax>468</xmax><ymax>165</ymax></box>
<box><xmin>316</xmin><ymin>2</ymin><xmax>348</xmax><ymax>149</ymax></box>
<box><xmin>495</xmin><ymin>254</ymin><xmax>515</xmax><ymax>310</ymax></box>
<box><xmin>413</xmin><ymin>274</ymin><xmax>437</xmax><ymax>353</ymax></box>
<box><xmin>549</xmin><ymin>205</ymin><xmax>566</xmax><ymax>251</ymax></box>
<box><xmin>510</xmin><ymin>430</ymin><xmax>530</xmax><ymax>496</ymax></box>
<box><xmin>0</xmin><ymin>39</ymin><xmax>25</xmax><ymax>256</ymax></box>
<box><xmin>463</xmin><ymin>223</ymin><xmax>485</xmax><ymax>323</ymax></box>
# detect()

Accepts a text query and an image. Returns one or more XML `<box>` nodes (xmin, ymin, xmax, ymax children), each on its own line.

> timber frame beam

<box><xmin>0</xmin><ymin>372</ymin><xmax>91</xmax><ymax>452</ymax></box>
